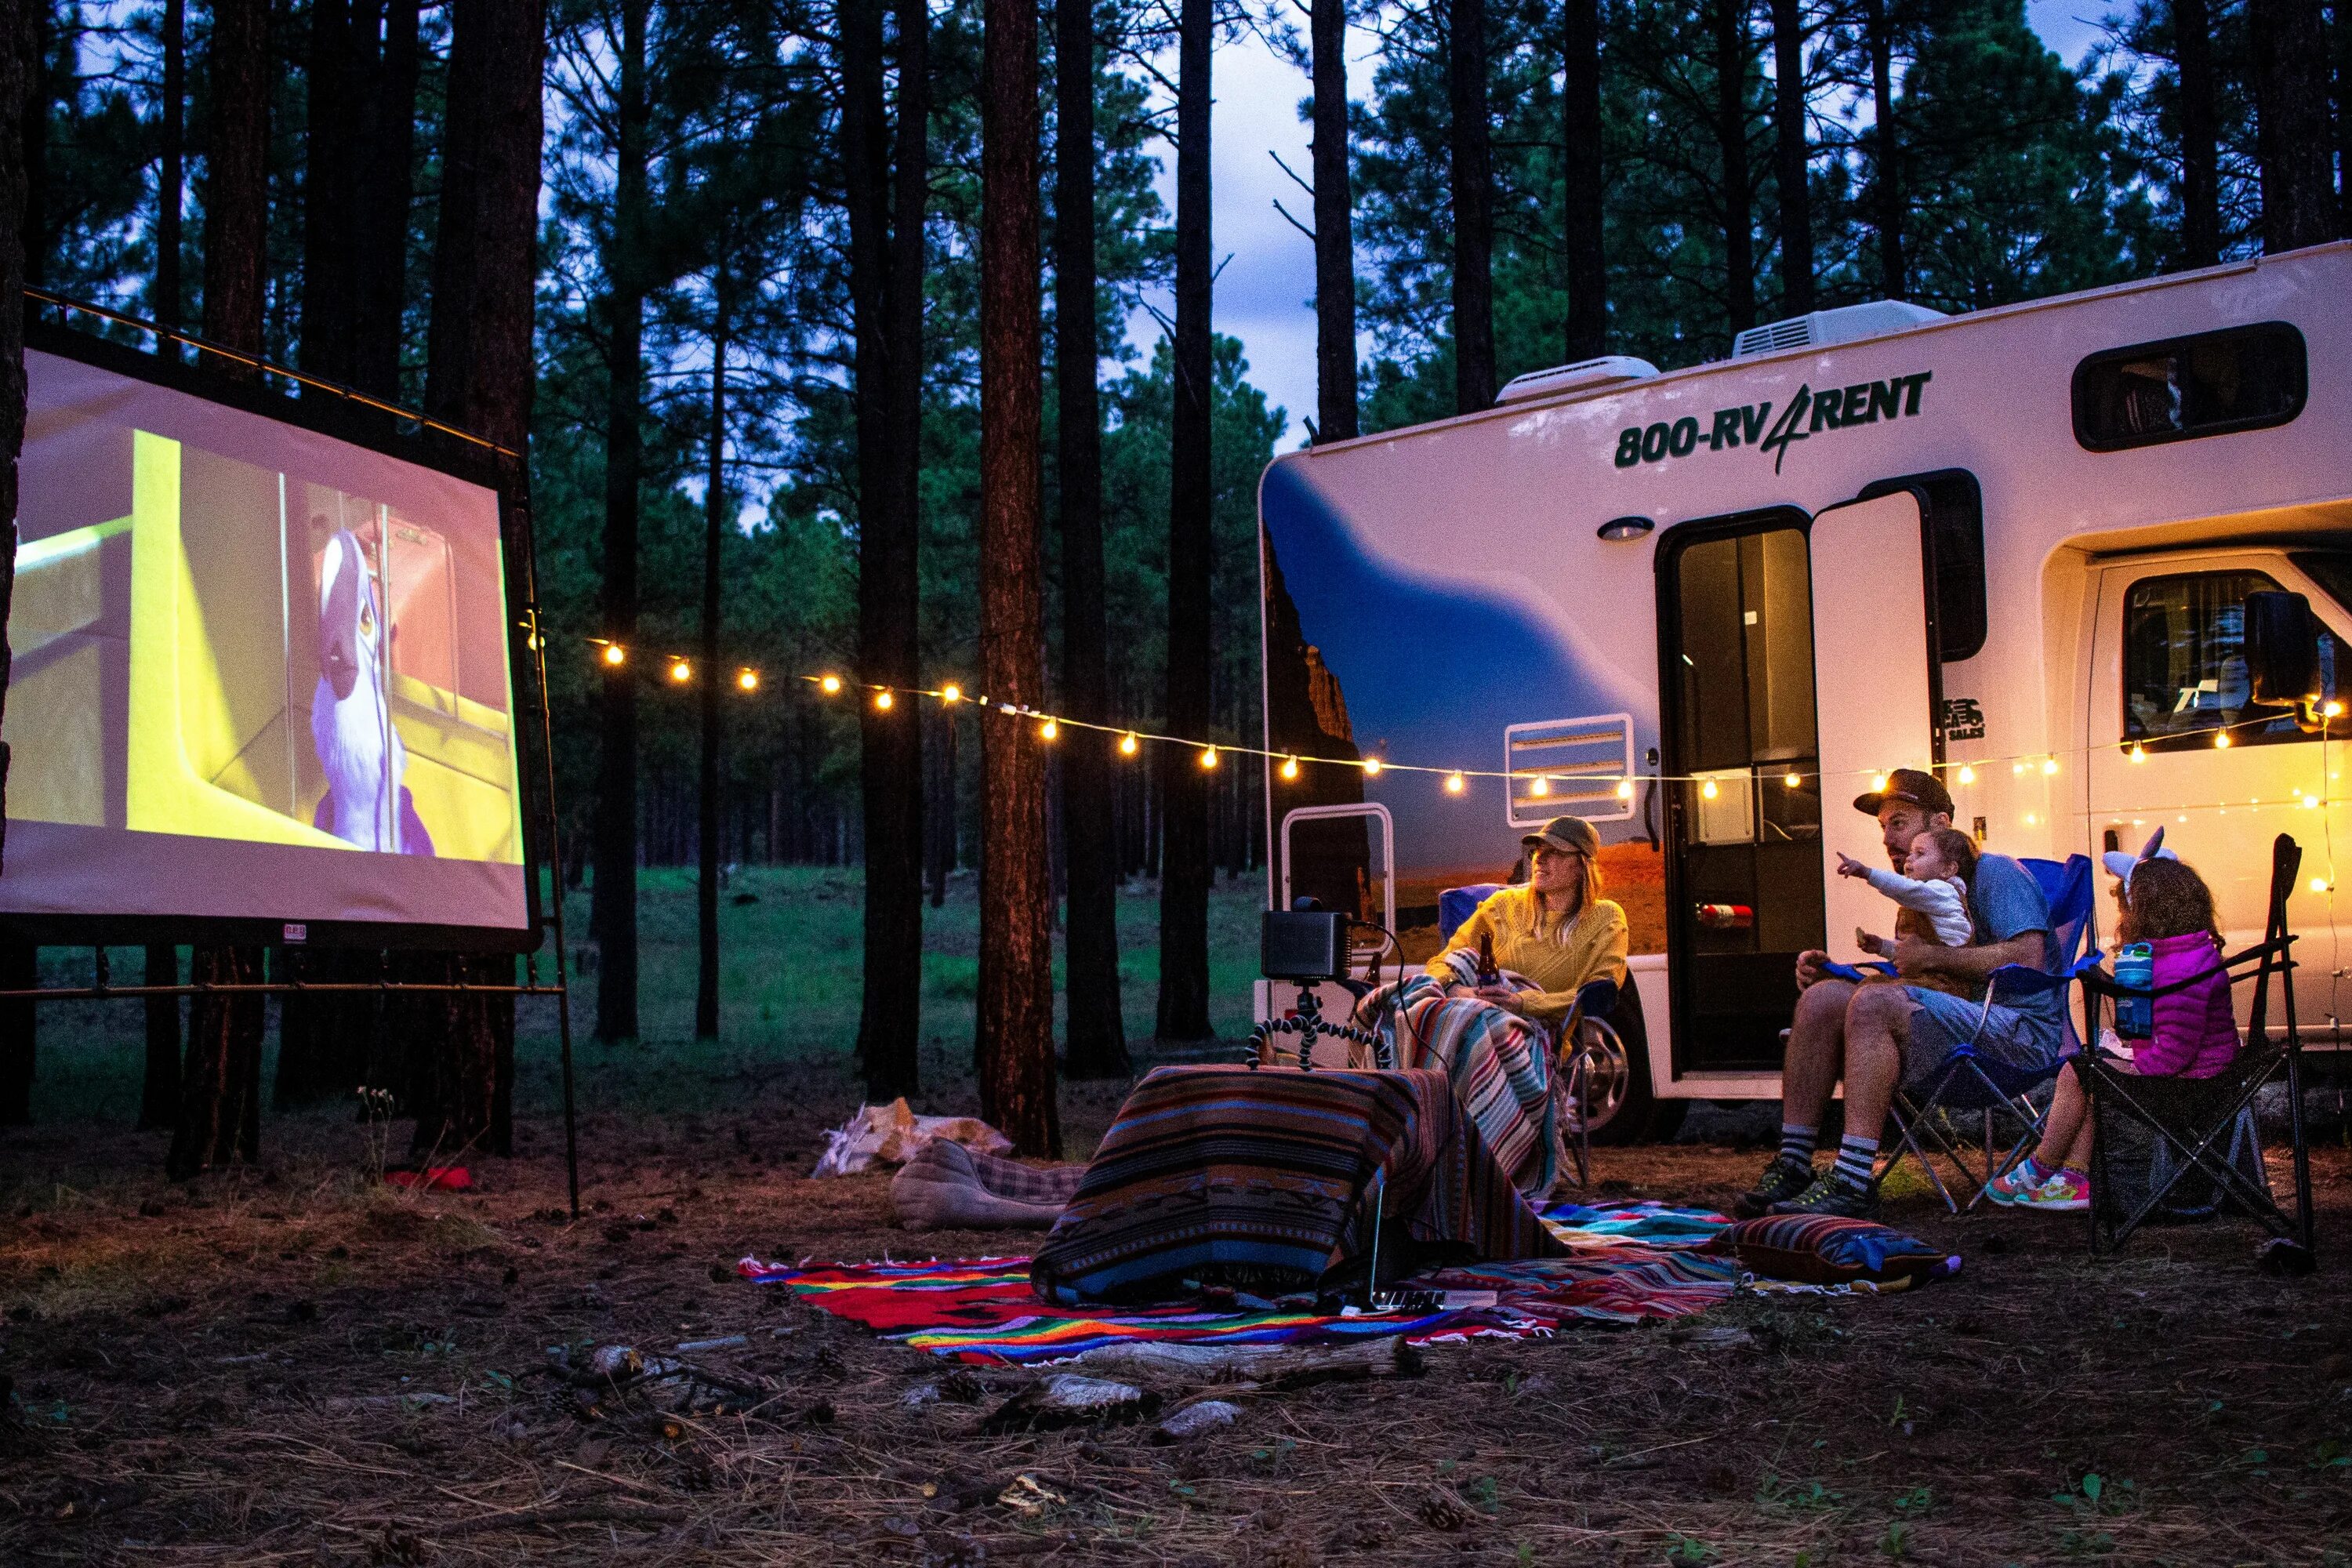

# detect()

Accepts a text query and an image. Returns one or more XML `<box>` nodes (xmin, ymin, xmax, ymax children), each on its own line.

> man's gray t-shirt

<box><xmin>1962</xmin><ymin>852</ymin><xmax>2062</xmax><ymax>1047</ymax></box>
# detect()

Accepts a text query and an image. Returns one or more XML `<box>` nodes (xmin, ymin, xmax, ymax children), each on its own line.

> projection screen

<box><xmin>0</xmin><ymin>344</ymin><xmax>534</xmax><ymax>944</ymax></box>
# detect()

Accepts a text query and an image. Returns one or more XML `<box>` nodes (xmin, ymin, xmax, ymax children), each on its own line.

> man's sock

<box><xmin>1831</xmin><ymin>1133</ymin><xmax>1880</xmax><ymax>1189</ymax></box>
<box><xmin>1778</xmin><ymin>1123</ymin><xmax>1817</xmax><ymax>1165</ymax></box>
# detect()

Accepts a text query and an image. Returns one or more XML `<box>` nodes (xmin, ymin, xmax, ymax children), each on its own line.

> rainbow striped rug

<box><xmin>739</xmin><ymin>1203</ymin><xmax>1738</xmax><ymax>1365</ymax></box>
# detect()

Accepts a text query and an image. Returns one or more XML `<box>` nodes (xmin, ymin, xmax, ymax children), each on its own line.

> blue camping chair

<box><xmin>1870</xmin><ymin>854</ymin><xmax>2098</xmax><ymax>1211</ymax></box>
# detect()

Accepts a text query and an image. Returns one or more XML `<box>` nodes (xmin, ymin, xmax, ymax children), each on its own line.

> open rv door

<box><xmin>1809</xmin><ymin>491</ymin><xmax>1941</xmax><ymax>956</ymax></box>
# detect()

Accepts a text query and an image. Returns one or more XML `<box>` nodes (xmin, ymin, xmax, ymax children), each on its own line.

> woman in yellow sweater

<box><xmin>1425</xmin><ymin>815</ymin><xmax>1629</xmax><ymax>1031</ymax></box>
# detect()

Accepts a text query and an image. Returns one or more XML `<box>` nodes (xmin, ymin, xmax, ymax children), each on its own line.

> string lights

<box><xmin>570</xmin><ymin>636</ymin><xmax>2340</xmax><ymax>813</ymax></box>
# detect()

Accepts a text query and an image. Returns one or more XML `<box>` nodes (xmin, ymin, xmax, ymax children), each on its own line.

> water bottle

<box><xmin>2114</xmin><ymin>942</ymin><xmax>2154</xmax><ymax>1039</ymax></box>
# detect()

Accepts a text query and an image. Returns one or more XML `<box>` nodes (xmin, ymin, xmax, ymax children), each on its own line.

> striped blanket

<box><xmin>740</xmin><ymin>1203</ymin><xmax>1738</xmax><ymax>1364</ymax></box>
<box><xmin>1355</xmin><ymin>971</ymin><xmax>1560</xmax><ymax>1195</ymax></box>
<box><xmin>1025</xmin><ymin>1065</ymin><xmax>1565</xmax><ymax>1305</ymax></box>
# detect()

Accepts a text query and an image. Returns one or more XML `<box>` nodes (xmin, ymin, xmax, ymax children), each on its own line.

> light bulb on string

<box><xmin>1039</xmin><ymin>718</ymin><xmax>1058</xmax><ymax>741</ymax></box>
<box><xmin>1530</xmin><ymin>775</ymin><xmax>1550</xmax><ymax>798</ymax></box>
<box><xmin>2215</xmin><ymin>731</ymin><xmax>2232</xmax><ymax>750</ymax></box>
<box><xmin>1279</xmin><ymin>755</ymin><xmax>1299</xmax><ymax>781</ymax></box>
<box><xmin>1871</xmin><ymin>774</ymin><xmax>1888</xmax><ymax>792</ymax></box>
<box><xmin>941</xmin><ymin>683</ymin><xmax>963</xmax><ymax>704</ymax></box>
<box><xmin>2129</xmin><ymin>743</ymin><xmax>2147</xmax><ymax>764</ymax></box>
<box><xmin>737</xmin><ymin>669</ymin><xmax>759</xmax><ymax>692</ymax></box>
<box><xmin>1784</xmin><ymin>772</ymin><xmax>1801</xmax><ymax>789</ymax></box>
<box><xmin>602</xmin><ymin>644</ymin><xmax>627</xmax><ymax>668</ymax></box>
<box><xmin>819</xmin><ymin>673</ymin><xmax>842</xmax><ymax>695</ymax></box>
<box><xmin>1957</xmin><ymin>764</ymin><xmax>1976</xmax><ymax>786</ymax></box>
<box><xmin>1616</xmin><ymin>779</ymin><xmax>1634</xmax><ymax>800</ymax></box>
<box><xmin>1445</xmin><ymin>772</ymin><xmax>1466</xmax><ymax>795</ymax></box>
<box><xmin>2327</xmin><ymin>701</ymin><xmax>2344</xmax><ymax>718</ymax></box>
<box><xmin>1120</xmin><ymin>732</ymin><xmax>1140</xmax><ymax>757</ymax></box>
<box><xmin>1363</xmin><ymin>757</ymin><xmax>1382</xmax><ymax>777</ymax></box>
<box><xmin>670</xmin><ymin>658</ymin><xmax>693</xmax><ymax>684</ymax></box>
<box><xmin>1199</xmin><ymin>746</ymin><xmax>1218</xmax><ymax>770</ymax></box>
<box><xmin>875</xmin><ymin>690</ymin><xmax>895</xmax><ymax>711</ymax></box>
<box><xmin>1701</xmin><ymin>779</ymin><xmax>1720</xmax><ymax>800</ymax></box>
<box><xmin>2042</xmin><ymin>756</ymin><xmax>2060</xmax><ymax>776</ymax></box>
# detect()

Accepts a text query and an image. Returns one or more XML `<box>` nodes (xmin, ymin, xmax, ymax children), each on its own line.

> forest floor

<box><xmin>5</xmin><ymin>873</ymin><xmax>2352</xmax><ymax>1564</ymax></box>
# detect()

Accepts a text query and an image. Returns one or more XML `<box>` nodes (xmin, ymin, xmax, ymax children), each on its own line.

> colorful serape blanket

<box><xmin>1356</xmin><ymin>972</ymin><xmax>1561</xmax><ymax>1195</ymax></box>
<box><xmin>1026</xmin><ymin>1065</ymin><xmax>1565</xmax><ymax>1305</ymax></box>
<box><xmin>740</xmin><ymin>1203</ymin><xmax>1738</xmax><ymax>1365</ymax></box>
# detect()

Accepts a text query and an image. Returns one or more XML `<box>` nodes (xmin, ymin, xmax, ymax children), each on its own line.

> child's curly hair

<box><xmin>2118</xmin><ymin>858</ymin><xmax>2220</xmax><ymax>944</ymax></box>
<box><xmin>1919</xmin><ymin>827</ymin><xmax>1979</xmax><ymax>887</ymax></box>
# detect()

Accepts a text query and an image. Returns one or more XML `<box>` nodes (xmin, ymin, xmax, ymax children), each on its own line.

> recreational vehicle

<box><xmin>1255</xmin><ymin>241</ymin><xmax>2351</xmax><ymax>1141</ymax></box>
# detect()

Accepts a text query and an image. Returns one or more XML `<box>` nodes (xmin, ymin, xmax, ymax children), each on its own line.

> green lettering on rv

<box><xmin>1612</xmin><ymin>372</ymin><xmax>1932</xmax><ymax>473</ymax></box>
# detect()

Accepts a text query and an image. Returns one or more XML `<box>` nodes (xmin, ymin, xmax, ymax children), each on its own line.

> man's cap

<box><xmin>1520</xmin><ymin>815</ymin><xmax>1601</xmax><ymax>858</ymax></box>
<box><xmin>1851</xmin><ymin>766</ymin><xmax>1954</xmax><ymax>819</ymax></box>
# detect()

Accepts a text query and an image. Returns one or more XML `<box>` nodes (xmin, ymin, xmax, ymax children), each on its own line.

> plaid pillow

<box><xmin>1704</xmin><ymin>1214</ymin><xmax>1957</xmax><ymax>1285</ymax></box>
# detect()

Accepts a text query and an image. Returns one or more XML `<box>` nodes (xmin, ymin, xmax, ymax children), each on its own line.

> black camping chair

<box><xmin>2072</xmin><ymin>833</ymin><xmax>2316</xmax><ymax>1258</ymax></box>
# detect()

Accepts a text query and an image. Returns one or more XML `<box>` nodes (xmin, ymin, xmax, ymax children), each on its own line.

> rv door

<box><xmin>1809</xmin><ymin>492</ymin><xmax>1940</xmax><ymax>955</ymax></box>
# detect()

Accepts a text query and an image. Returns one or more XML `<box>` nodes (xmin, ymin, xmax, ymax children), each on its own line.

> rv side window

<box><xmin>2073</xmin><ymin>323</ymin><xmax>2307</xmax><ymax>452</ymax></box>
<box><xmin>2122</xmin><ymin>571</ymin><xmax>2336</xmax><ymax>750</ymax></box>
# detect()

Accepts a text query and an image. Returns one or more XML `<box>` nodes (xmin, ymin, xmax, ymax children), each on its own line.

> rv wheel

<box><xmin>1576</xmin><ymin>980</ymin><xmax>1686</xmax><ymax>1146</ymax></box>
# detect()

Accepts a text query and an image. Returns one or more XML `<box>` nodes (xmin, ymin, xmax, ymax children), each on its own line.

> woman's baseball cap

<box><xmin>1520</xmin><ymin>815</ymin><xmax>1601</xmax><ymax>858</ymax></box>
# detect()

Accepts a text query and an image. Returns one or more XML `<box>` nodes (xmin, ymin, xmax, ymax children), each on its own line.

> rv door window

<box><xmin>2123</xmin><ymin>570</ymin><xmax>2336</xmax><ymax>750</ymax></box>
<box><xmin>2072</xmin><ymin>322</ymin><xmax>2307</xmax><ymax>452</ymax></box>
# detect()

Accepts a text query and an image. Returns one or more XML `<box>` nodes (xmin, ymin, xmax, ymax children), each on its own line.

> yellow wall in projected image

<box><xmin>118</xmin><ymin>430</ymin><xmax>522</xmax><ymax>861</ymax></box>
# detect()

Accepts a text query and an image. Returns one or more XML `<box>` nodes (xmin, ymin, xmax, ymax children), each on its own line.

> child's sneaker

<box><xmin>1984</xmin><ymin>1157</ymin><xmax>2046</xmax><ymax>1205</ymax></box>
<box><xmin>2016</xmin><ymin>1168</ymin><xmax>2089</xmax><ymax>1211</ymax></box>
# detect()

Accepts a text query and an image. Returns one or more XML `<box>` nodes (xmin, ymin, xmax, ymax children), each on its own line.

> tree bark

<box><xmin>591</xmin><ymin>0</ymin><xmax>648</xmax><ymax>1044</ymax></box>
<box><xmin>1768</xmin><ymin>0</ymin><xmax>1812</xmax><ymax>315</ymax></box>
<box><xmin>1311</xmin><ymin>0</ymin><xmax>1357</xmax><ymax>441</ymax></box>
<box><xmin>1057</xmin><ymin>0</ymin><xmax>1127</xmax><ymax>1079</ymax></box>
<box><xmin>20</xmin><ymin>1</ymin><xmax>44</xmax><ymax>289</ymax></box>
<box><xmin>169</xmin><ymin>946</ymin><xmax>263</xmax><ymax>1179</ymax></box>
<box><xmin>138</xmin><ymin>944</ymin><xmax>181</xmax><ymax>1130</ymax></box>
<box><xmin>978</xmin><ymin>0</ymin><xmax>1061</xmax><ymax>1156</ymax></box>
<box><xmin>0</xmin><ymin>0</ymin><xmax>26</xmax><ymax>874</ymax></box>
<box><xmin>1156</xmin><ymin>0</ymin><xmax>1214</xmax><ymax>1043</ymax></box>
<box><xmin>353</xmin><ymin>0</ymin><xmax>423</xmax><ymax>400</ymax></box>
<box><xmin>272</xmin><ymin>948</ymin><xmax>373</xmax><ymax>1106</ymax></box>
<box><xmin>301</xmin><ymin>0</ymin><xmax>358</xmax><ymax>386</ymax></box>
<box><xmin>201</xmin><ymin>0</ymin><xmax>270</xmax><ymax>375</ymax></box>
<box><xmin>2174</xmin><ymin>0</ymin><xmax>2220</xmax><ymax>267</ymax></box>
<box><xmin>0</xmin><ymin>942</ymin><xmax>28</xmax><ymax>1125</ymax></box>
<box><xmin>695</xmin><ymin>292</ymin><xmax>727</xmax><ymax>1041</ymax></box>
<box><xmin>2249</xmin><ymin>0</ymin><xmax>2335</xmax><ymax>252</ymax></box>
<box><xmin>1715</xmin><ymin>0</ymin><xmax>1755</xmax><ymax>333</ymax></box>
<box><xmin>847</xmin><ymin>0</ymin><xmax>927</xmax><ymax>1099</ymax></box>
<box><xmin>156</xmin><ymin>0</ymin><xmax>185</xmax><ymax>334</ymax></box>
<box><xmin>1865</xmin><ymin>0</ymin><xmax>1902</xmax><ymax>298</ymax></box>
<box><xmin>1562</xmin><ymin>0</ymin><xmax>1605</xmax><ymax>360</ymax></box>
<box><xmin>1446</xmin><ymin>0</ymin><xmax>1495</xmax><ymax>411</ymax></box>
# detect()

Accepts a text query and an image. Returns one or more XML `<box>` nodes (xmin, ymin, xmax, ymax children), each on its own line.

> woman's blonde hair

<box><xmin>1537</xmin><ymin>847</ymin><xmax>1604</xmax><ymax>941</ymax></box>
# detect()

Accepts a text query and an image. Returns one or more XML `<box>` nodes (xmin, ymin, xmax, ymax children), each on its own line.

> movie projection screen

<box><xmin>0</xmin><ymin>347</ymin><xmax>529</xmax><ymax>937</ymax></box>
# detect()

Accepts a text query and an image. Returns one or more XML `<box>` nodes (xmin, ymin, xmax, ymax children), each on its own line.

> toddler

<box><xmin>1988</xmin><ymin>833</ymin><xmax>2238</xmax><ymax>1211</ymax></box>
<box><xmin>1839</xmin><ymin>826</ymin><xmax>1978</xmax><ymax>956</ymax></box>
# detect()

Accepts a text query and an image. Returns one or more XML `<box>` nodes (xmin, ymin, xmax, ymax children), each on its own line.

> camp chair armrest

<box><xmin>1820</xmin><ymin>960</ymin><xmax>1898</xmax><ymax>984</ymax></box>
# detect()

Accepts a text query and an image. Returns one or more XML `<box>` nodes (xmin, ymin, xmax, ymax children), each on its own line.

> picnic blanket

<box><xmin>1026</xmin><ymin>1065</ymin><xmax>1566</xmax><ymax>1305</ymax></box>
<box><xmin>1355</xmin><ymin>972</ymin><xmax>1560</xmax><ymax>1195</ymax></box>
<box><xmin>741</xmin><ymin>1202</ymin><xmax>1738</xmax><ymax>1365</ymax></box>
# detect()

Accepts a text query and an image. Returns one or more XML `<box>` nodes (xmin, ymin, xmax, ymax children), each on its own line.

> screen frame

<box><xmin>3</xmin><ymin>318</ymin><xmax>550</xmax><ymax>953</ymax></box>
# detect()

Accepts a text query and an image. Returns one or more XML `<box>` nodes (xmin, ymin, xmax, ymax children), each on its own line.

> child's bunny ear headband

<box><xmin>2102</xmin><ymin>826</ymin><xmax>2179</xmax><ymax>892</ymax></box>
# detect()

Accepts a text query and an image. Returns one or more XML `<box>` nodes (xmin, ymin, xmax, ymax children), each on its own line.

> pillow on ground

<box><xmin>1705</xmin><ymin>1214</ymin><xmax>1958</xmax><ymax>1286</ymax></box>
<box><xmin>891</xmin><ymin>1138</ymin><xmax>1085</xmax><ymax>1231</ymax></box>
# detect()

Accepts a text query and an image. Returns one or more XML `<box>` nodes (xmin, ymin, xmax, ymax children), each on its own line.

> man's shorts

<box><xmin>1900</xmin><ymin>985</ymin><xmax>2065</xmax><ymax>1087</ymax></box>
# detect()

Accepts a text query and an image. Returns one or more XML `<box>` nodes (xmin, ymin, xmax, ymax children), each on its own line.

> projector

<box><xmin>1261</xmin><ymin>906</ymin><xmax>1346</xmax><ymax>984</ymax></box>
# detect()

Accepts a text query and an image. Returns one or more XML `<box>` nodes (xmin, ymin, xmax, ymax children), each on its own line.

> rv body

<box><xmin>1255</xmin><ymin>242</ymin><xmax>2352</xmax><ymax>1109</ymax></box>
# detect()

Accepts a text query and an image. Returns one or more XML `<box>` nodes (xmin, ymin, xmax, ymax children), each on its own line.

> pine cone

<box><xmin>1417</xmin><ymin>1486</ymin><xmax>1472</xmax><ymax>1532</ymax></box>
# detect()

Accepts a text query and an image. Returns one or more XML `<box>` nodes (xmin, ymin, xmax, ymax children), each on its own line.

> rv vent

<box><xmin>1731</xmin><ymin>299</ymin><xmax>1948</xmax><ymax>359</ymax></box>
<box><xmin>1504</xmin><ymin>713</ymin><xmax>1637</xmax><ymax>827</ymax></box>
<box><xmin>1495</xmin><ymin>356</ymin><xmax>1661</xmax><ymax>405</ymax></box>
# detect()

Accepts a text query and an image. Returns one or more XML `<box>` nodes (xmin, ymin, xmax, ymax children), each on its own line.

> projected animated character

<box><xmin>312</xmin><ymin>528</ymin><xmax>435</xmax><ymax>855</ymax></box>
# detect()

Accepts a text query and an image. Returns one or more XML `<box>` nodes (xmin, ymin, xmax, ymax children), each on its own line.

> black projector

<box><xmin>1261</xmin><ymin>907</ymin><xmax>1346</xmax><ymax>984</ymax></box>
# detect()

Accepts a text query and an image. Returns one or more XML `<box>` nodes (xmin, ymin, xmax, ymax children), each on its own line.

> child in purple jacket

<box><xmin>1987</xmin><ymin>842</ymin><xmax>2238</xmax><ymax>1211</ymax></box>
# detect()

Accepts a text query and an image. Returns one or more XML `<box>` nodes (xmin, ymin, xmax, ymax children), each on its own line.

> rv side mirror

<box><xmin>2245</xmin><ymin>590</ymin><xmax>2321</xmax><ymax>709</ymax></box>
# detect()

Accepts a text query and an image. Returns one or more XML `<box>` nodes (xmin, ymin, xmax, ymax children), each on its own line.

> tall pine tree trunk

<box><xmin>695</xmin><ymin>290</ymin><xmax>727</xmax><ymax>1042</ymax></box>
<box><xmin>139</xmin><ymin>945</ymin><xmax>181</xmax><ymax>1130</ymax></box>
<box><xmin>978</xmin><ymin>0</ymin><xmax>1061</xmax><ymax>1156</ymax></box>
<box><xmin>846</xmin><ymin>0</ymin><xmax>926</xmax><ymax>1099</ymax></box>
<box><xmin>180</xmin><ymin>0</ymin><xmax>270</xmax><ymax>1171</ymax></box>
<box><xmin>1563</xmin><ymin>0</ymin><xmax>1606</xmax><ymax>359</ymax></box>
<box><xmin>1768</xmin><ymin>0</ymin><xmax>1812</xmax><ymax>314</ymax></box>
<box><xmin>591</xmin><ymin>0</ymin><xmax>648</xmax><ymax>1044</ymax></box>
<box><xmin>1156</xmin><ymin>0</ymin><xmax>1214</xmax><ymax>1043</ymax></box>
<box><xmin>301</xmin><ymin>0</ymin><xmax>358</xmax><ymax>387</ymax></box>
<box><xmin>1715</xmin><ymin>0</ymin><xmax>1755</xmax><ymax>333</ymax></box>
<box><xmin>1057</xmin><ymin>0</ymin><xmax>1127</xmax><ymax>1078</ymax></box>
<box><xmin>416</xmin><ymin>0</ymin><xmax>542</xmax><ymax>1157</ymax></box>
<box><xmin>2249</xmin><ymin>0</ymin><xmax>2334</xmax><ymax>251</ymax></box>
<box><xmin>1446</xmin><ymin>0</ymin><xmax>1495</xmax><ymax>411</ymax></box>
<box><xmin>0</xmin><ymin>6</ymin><xmax>26</xmax><ymax>1125</ymax></box>
<box><xmin>1866</xmin><ymin>0</ymin><xmax>1902</xmax><ymax>297</ymax></box>
<box><xmin>21</xmin><ymin>2</ymin><xmax>45</xmax><ymax>289</ymax></box>
<box><xmin>1311</xmin><ymin>0</ymin><xmax>1357</xmax><ymax>442</ymax></box>
<box><xmin>2176</xmin><ymin>0</ymin><xmax>2221</xmax><ymax>266</ymax></box>
<box><xmin>353</xmin><ymin>0</ymin><xmax>423</xmax><ymax>401</ymax></box>
<box><xmin>156</xmin><ymin>0</ymin><xmax>185</xmax><ymax>334</ymax></box>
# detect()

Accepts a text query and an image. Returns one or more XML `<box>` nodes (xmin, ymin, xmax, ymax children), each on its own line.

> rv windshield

<box><xmin>2290</xmin><ymin>554</ymin><xmax>2352</xmax><ymax>620</ymax></box>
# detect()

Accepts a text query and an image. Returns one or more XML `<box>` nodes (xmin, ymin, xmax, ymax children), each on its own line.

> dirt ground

<box><xmin>5</xmin><ymin>1051</ymin><xmax>2352</xmax><ymax>1566</ymax></box>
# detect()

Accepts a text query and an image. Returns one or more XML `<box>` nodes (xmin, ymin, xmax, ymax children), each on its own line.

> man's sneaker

<box><xmin>1733</xmin><ymin>1156</ymin><xmax>1818</xmax><ymax>1218</ymax></box>
<box><xmin>1983</xmin><ymin>1158</ymin><xmax>2047</xmax><ymax>1206</ymax></box>
<box><xmin>2016</xmin><ymin>1168</ymin><xmax>2089</xmax><ymax>1212</ymax></box>
<box><xmin>1769</xmin><ymin>1173</ymin><xmax>1882</xmax><ymax>1220</ymax></box>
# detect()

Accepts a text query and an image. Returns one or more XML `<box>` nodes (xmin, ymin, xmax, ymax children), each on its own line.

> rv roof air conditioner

<box><xmin>1731</xmin><ymin>299</ymin><xmax>1947</xmax><ymax>359</ymax></box>
<box><xmin>1495</xmin><ymin>355</ymin><xmax>1661</xmax><ymax>405</ymax></box>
